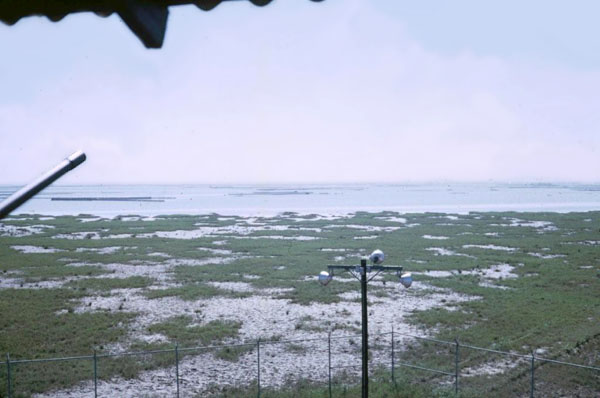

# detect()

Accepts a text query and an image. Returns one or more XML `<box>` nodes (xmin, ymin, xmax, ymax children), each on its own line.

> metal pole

<box><xmin>257</xmin><ymin>339</ymin><xmax>261</xmax><ymax>398</ymax></box>
<box><xmin>530</xmin><ymin>351</ymin><xmax>535</xmax><ymax>398</ymax></box>
<box><xmin>93</xmin><ymin>350</ymin><xmax>97</xmax><ymax>398</ymax></box>
<box><xmin>175</xmin><ymin>344</ymin><xmax>180</xmax><ymax>398</ymax></box>
<box><xmin>360</xmin><ymin>258</ymin><xmax>369</xmax><ymax>398</ymax></box>
<box><xmin>454</xmin><ymin>338</ymin><xmax>459</xmax><ymax>395</ymax></box>
<box><xmin>328</xmin><ymin>332</ymin><xmax>332</xmax><ymax>398</ymax></box>
<box><xmin>0</xmin><ymin>151</ymin><xmax>86</xmax><ymax>219</ymax></box>
<box><xmin>391</xmin><ymin>325</ymin><xmax>395</xmax><ymax>383</ymax></box>
<box><xmin>6</xmin><ymin>353</ymin><xmax>11</xmax><ymax>398</ymax></box>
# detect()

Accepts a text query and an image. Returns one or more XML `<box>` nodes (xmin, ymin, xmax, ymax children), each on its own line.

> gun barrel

<box><xmin>0</xmin><ymin>151</ymin><xmax>86</xmax><ymax>219</ymax></box>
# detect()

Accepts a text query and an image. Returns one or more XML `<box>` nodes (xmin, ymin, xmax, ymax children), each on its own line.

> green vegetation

<box><xmin>146</xmin><ymin>316</ymin><xmax>241</xmax><ymax>347</ymax></box>
<box><xmin>209</xmin><ymin>371</ymin><xmax>471</xmax><ymax>398</ymax></box>
<box><xmin>0</xmin><ymin>211</ymin><xmax>598</xmax><ymax>397</ymax></box>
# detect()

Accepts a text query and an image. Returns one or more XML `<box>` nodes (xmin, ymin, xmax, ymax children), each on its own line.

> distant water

<box><xmin>1</xmin><ymin>183</ymin><xmax>600</xmax><ymax>217</ymax></box>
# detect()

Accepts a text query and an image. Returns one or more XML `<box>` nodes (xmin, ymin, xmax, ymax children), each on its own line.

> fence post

<box><xmin>257</xmin><ymin>339</ymin><xmax>261</xmax><ymax>398</ymax></box>
<box><xmin>6</xmin><ymin>353</ymin><xmax>11</xmax><ymax>398</ymax></box>
<box><xmin>175</xmin><ymin>344</ymin><xmax>180</xmax><ymax>398</ymax></box>
<box><xmin>391</xmin><ymin>325</ymin><xmax>395</xmax><ymax>384</ymax></box>
<box><xmin>328</xmin><ymin>332</ymin><xmax>332</xmax><ymax>398</ymax></box>
<box><xmin>93</xmin><ymin>350</ymin><xmax>98</xmax><ymax>398</ymax></box>
<box><xmin>530</xmin><ymin>351</ymin><xmax>535</xmax><ymax>398</ymax></box>
<box><xmin>454</xmin><ymin>338</ymin><xmax>459</xmax><ymax>395</ymax></box>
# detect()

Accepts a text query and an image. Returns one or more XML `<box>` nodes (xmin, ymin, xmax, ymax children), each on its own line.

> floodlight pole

<box><xmin>360</xmin><ymin>258</ymin><xmax>369</xmax><ymax>398</ymax></box>
<box><xmin>326</xmin><ymin>261</ymin><xmax>405</xmax><ymax>398</ymax></box>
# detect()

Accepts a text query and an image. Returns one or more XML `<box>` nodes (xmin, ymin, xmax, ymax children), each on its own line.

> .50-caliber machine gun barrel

<box><xmin>0</xmin><ymin>151</ymin><xmax>86</xmax><ymax>220</ymax></box>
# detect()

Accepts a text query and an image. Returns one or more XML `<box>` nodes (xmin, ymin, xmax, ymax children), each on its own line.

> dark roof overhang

<box><xmin>0</xmin><ymin>0</ymin><xmax>323</xmax><ymax>49</ymax></box>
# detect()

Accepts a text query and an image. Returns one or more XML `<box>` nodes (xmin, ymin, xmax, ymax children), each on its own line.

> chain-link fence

<box><xmin>1</xmin><ymin>327</ymin><xmax>599</xmax><ymax>397</ymax></box>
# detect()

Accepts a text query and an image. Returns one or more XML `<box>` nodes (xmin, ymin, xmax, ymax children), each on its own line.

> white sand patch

<box><xmin>242</xmin><ymin>274</ymin><xmax>261</xmax><ymax>280</ymax></box>
<box><xmin>198</xmin><ymin>248</ymin><xmax>233</xmax><ymax>255</ymax></box>
<box><xmin>426</xmin><ymin>248</ymin><xmax>475</xmax><ymax>258</ymax></box>
<box><xmin>478</xmin><ymin>282</ymin><xmax>512</xmax><ymax>290</ymax></box>
<box><xmin>582</xmin><ymin>240</ymin><xmax>600</xmax><ymax>245</ymax></box>
<box><xmin>0</xmin><ymin>223</ymin><xmax>55</xmax><ymax>237</ymax></box>
<box><xmin>320</xmin><ymin>248</ymin><xmax>347</xmax><ymax>252</ymax></box>
<box><xmin>507</xmin><ymin>219</ymin><xmax>558</xmax><ymax>231</ymax></box>
<box><xmin>484</xmin><ymin>232</ymin><xmax>500</xmax><ymax>237</ymax></box>
<box><xmin>142</xmin><ymin>224</ymin><xmax>322</xmax><ymax>240</ymax></box>
<box><xmin>233</xmin><ymin>235</ymin><xmax>320</xmax><ymax>241</ymax></box>
<box><xmin>462</xmin><ymin>356</ymin><xmax>526</xmax><ymax>377</ymax></box>
<box><xmin>11</xmin><ymin>245</ymin><xmax>65</xmax><ymax>254</ymax></box>
<box><xmin>301</xmin><ymin>275</ymin><xmax>357</xmax><ymax>283</ymax></box>
<box><xmin>374</xmin><ymin>216</ymin><xmax>407</xmax><ymax>223</ymax></box>
<box><xmin>212</xmin><ymin>240</ymin><xmax>228</xmax><ymax>245</ymax></box>
<box><xmin>207</xmin><ymin>281</ymin><xmax>256</xmax><ymax>293</ymax></box>
<box><xmin>118</xmin><ymin>216</ymin><xmax>143</xmax><ymax>221</ymax></box>
<box><xmin>462</xmin><ymin>244</ymin><xmax>516</xmax><ymax>252</ymax></box>
<box><xmin>353</xmin><ymin>235</ymin><xmax>378</xmax><ymax>240</ymax></box>
<box><xmin>147</xmin><ymin>252</ymin><xmax>171</xmax><ymax>258</ymax></box>
<box><xmin>325</xmin><ymin>224</ymin><xmax>401</xmax><ymax>232</ymax></box>
<box><xmin>445</xmin><ymin>215</ymin><xmax>459</xmax><ymax>220</ymax></box>
<box><xmin>463</xmin><ymin>264</ymin><xmax>518</xmax><ymax>280</ymax></box>
<box><xmin>136</xmin><ymin>333</ymin><xmax>169</xmax><ymax>345</ymax></box>
<box><xmin>423</xmin><ymin>235</ymin><xmax>449</xmax><ymax>240</ymax></box>
<box><xmin>75</xmin><ymin>246</ymin><xmax>126</xmax><ymax>255</ymax></box>
<box><xmin>106</xmin><ymin>234</ymin><xmax>133</xmax><ymax>239</ymax></box>
<box><xmin>53</xmin><ymin>231</ymin><xmax>101</xmax><ymax>239</ymax></box>
<box><xmin>79</xmin><ymin>217</ymin><xmax>103</xmax><ymax>223</ymax></box>
<box><xmin>334</xmin><ymin>256</ymin><xmax>345</xmax><ymax>261</ymax></box>
<box><xmin>285</xmin><ymin>214</ymin><xmax>347</xmax><ymax>222</ymax></box>
<box><xmin>52</xmin><ymin>232</ymin><xmax>130</xmax><ymax>240</ymax></box>
<box><xmin>163</xmin><ymin>256</ymin><xmax>246</xmax><ymax>267</ymax></box>
<box><xmin>579</xmin><ymin>266</ymin><xmax>594</xmax><ymax>269</ymax></box>
<box><xmin>414</xmin><ymin>270</ymin><xmax>453</xmax><ymax>278</ymax></box>
<box><xmin>64</xmin><ymin>257</ymin><xmax>239</xmax><ymax>284</ymax></box>
<box><xmin>0</xmin><ymin>276</ymin><xmax>83</xmax><ymax>289</ymax></box>
<box><xmin>527</xmin><ymin>252</ymin><xmax>566</xmax><ymax>259</ymax></box>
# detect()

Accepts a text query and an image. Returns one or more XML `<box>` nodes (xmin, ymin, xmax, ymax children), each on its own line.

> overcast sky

<box><xmin>1</xmin><ymin>0</ymin><xmax>600</xmax><ymax>184</ymax></box>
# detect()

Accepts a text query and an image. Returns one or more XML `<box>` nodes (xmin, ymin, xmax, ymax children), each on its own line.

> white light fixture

<box><xmin>399</xmin><ymin>272</ymin><xmax>412</xmax><ymax>288</ymax></box>
<box><xmin>368</xmin><ymin>249</ymin><xmax>385</xmax><ymax>265</ymax></box>
<box><xmin>318</xmin><ymin>270</ymin><xmax>333</xmax><ymax>286</ymax></box>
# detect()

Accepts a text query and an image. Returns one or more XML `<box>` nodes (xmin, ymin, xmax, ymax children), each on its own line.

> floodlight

<box><xmin>368</xmin><ymin>249</ymin><xmax>385</xmax><ymax>265</ymax></box>
<box><xmin>318</xmin><ymin>271</ymin><xmax>332</xmax><ymax>286</ymax></box>
<box><xmin>399</xmin><ymin>272</ymin><xmax>412</xmax><ymax>288</ymax></box>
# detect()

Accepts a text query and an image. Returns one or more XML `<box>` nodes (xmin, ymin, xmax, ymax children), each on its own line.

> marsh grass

<box><xmin>1</xmin><ymin>211</ymin><xmax>599</xmax><ymax>396</ymax></box>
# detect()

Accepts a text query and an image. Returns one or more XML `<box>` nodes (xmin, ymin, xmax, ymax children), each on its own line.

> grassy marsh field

<box><xmin>0</xmin><ymin>211</ymin><xmax>598</xmax><ymax>397</ymax></box>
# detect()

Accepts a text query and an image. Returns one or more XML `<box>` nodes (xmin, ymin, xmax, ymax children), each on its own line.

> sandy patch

<box><xmin>11</xmin><ymin>245</ymin><xmax>65</xmax><ymax>254</ymax></box>
<box><xmin>462</xmin><ymin>356</ymin><xmax>526</xmax><ymax>377</ymax></box>
<box><xmin>325</xmin><ymin>224</ymin><xmax>401</xmax><ymax>232</ymax></box>
<box><xmin>423</xmin><ymin>235</ymin><xmax>449</xmax><ymax>240</ymax></box>
<box><xmin>374</xmin><ymin>216</ymin><xmax>407</xmax><ymax>223</ymax></box>
<box><xmin>463</xmin><ymin>264</ymin><xmax>517</xmax><ymax>280</ymax></box>
<box><xmin>462</xmin><ymin>244</ymin><xmax>516</xmax><ymax>252</ymax></box>
<box><xmin>0</xmin><ymin>223</ymin><xmax>55</xmax><ymax>237</ymax></box>
<box><xmin>527</xmin><ymin>252</ymin><xmax>566</xmax><ymax>259</ymax></box>
<box><xmin>426</xmin><ymin>248</ymin><xmax>475</xmax><ymax>258</ymax></box>
<box><xmin>75</xmin><ymin>246</ymin><xmax>129</xmax><ymax>255</ymax></box>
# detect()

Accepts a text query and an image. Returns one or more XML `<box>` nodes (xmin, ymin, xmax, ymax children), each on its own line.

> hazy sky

<box><xmin>1</xmin><ymin>0</ymin><xmax>600</xmax><ymax>184</ymax></box>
